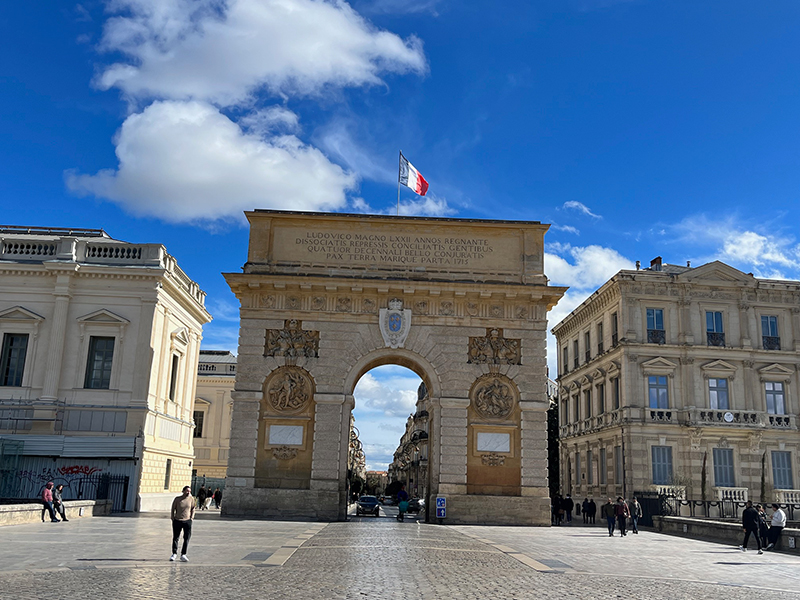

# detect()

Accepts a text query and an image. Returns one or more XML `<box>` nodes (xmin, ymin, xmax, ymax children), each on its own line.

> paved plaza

<box><xmin>0</xmin><ymin>513</ymin><xmax>799</xmax><ymax>599</ymax></box>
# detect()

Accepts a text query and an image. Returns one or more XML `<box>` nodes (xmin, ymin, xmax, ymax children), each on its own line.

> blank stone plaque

<box><xmin>476</xmin><ymin>432</ymin><xmax>510</xmax><ymax>453</ymax></box>
<box><xmin>269</xmin><ymin>425</ymin><xmax>303</xmax><ymax>446</ymax></box>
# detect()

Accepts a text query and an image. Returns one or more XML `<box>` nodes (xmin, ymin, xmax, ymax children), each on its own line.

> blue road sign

<box><xmin>436</xmin><ymin>507</ymin><xmax>446</xmax><ymax>518</ymax></box>
<box><xmin>436</xmin><ymin>497</ymin><xmax>446</xmax><ymax>508</ymax></box>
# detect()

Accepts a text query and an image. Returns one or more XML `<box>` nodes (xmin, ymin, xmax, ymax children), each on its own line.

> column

<box><xmin>437</xmin><ymin>397</ymin><xmax>468</xmax><ymax>495</ymax></box>
<box><xmin>310</xmin><ymin>393</ymin><xmax>346</xmax><ymax>492</ymax></box>
<box><xmin>225</xmin><ymin>391</ymin><xmax>260</xmax><ymax>487</ymax></box>
<box><xmin>40</xmin><ymin>273</ymin><xmax>73</xmax><ymax>401</ymax></box>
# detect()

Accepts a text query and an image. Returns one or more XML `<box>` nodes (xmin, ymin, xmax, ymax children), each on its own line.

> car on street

<box><xmin>356</xmin><ymin>495</ymin><xmax>381</xmax><ymax>516</ymax></box>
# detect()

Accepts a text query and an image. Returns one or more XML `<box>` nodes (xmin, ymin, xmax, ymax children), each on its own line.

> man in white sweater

<box><xmin>170</xmin><ymin>486</ymin><xmax>195</xmax><ymax>562</ymax></box>
<box><xmin>765</xmin><ymin>503</ymin><xmax>787</xmax><ymax>550</ymax></box>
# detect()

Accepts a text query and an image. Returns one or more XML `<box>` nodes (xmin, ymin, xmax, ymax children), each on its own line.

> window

<box><xmin>613</xmin><ymin>377</ymin><xmax>620</xmax><ymax>410</ymax></box>
<box><xmin>597</xmin><ymin>322</ymin><xmax>604</xmax><ymax>354</ymax></box>
<box><xmin>646</xmin><ymin>308</ymin><xmax>665</xmax><ymax>344</ymax></box>
<box><xmin>164</xmin><ymin>459</ymin><xmax>172</xmax><ymax>489</ymax></box>
<box><xmin>573</xmin><ymin>395</ymin><xmax>580</xmax><ymax>422</ymax></box>
<box><xmin>562</xmin><ymin>346</ymin><xmax>569</xmax><ymax>374</ymax></box>
<box><xmin>168</xmin><ymin>355</ymin><xmax>179</xmax><ymax>401</ymax></box>
<box><xmin>648</xmin><ymin>375</ymin><xmax>669</xmax><ymax>409</ymax></box>
<box><xmin>651</xmin><ymin>446</ymin><xmax>673</xmax><ymax>485</ymax></box>
<box><xmin>561</xmin><ymin>399</ymin><xmax>569</xmax><ymax>425</ymax></box>
<box><xmin>761</xmin><ymin>316</ymin><xmax>780</xmax><ymax>350</ymax></box>
<box><xmin>584</xmin><ymin>331</ymin><xmax>591</xmax><ymax>363</ymax></box>
<box><xmin>614</xmin><ymin>445</ymin><xmax>622</xmax><ymax>484</ymax></box>
<box><xmin>0</xmin><ymin>333</ymin><xmax>29</xmax><ymax>387</ymax></box>
<box><xmin>713</xmin><ymin>448</ymin><xmax>735</xmax><ymax>487</ymax></box>
<box><xmin>706</xmin><ymin>311</ymin><xmax>725</xmax><ymax>346</ymax></box>
<box><xmin>771</xmin><ymin>451</ymin><xmax>794</xmax><ymax>490</ymax></box>
<box><xmin>598</xmin><ymin>383</ymin><xmax>605</xmax><ymax>414</ymax></box>
<box><xmin>84</xmin><ymin>336</ymin><xmax>114</xmax><ymax>389</ymax></box>
<box><xmin>599</xmin><ymin>448</ymin><xmax>607</xmax><ymax>485</ymax></box>
<box><xmin>587</xmin><ymin>450</ymin><xmax>594</xmax><ymax>485</ymax></box>
<box><xmin>584</xmin><ymin>389</ymin><xmax>592</xmax><ymax>419</ymax></box>
<box><xmin>611</xmin><ymin>313</ymin><xmax>619</xmax><ymax>346</ymax></box>
<box><xmin>765</xmin><ymin>382</ymin><xmax>786</xmax><ymax>415</ymax></box>
<box><xmin>708</xmin><ymin>378</ymin><xmax>729</xmax><ymax>410</ymax></box>
<box><xmin>575</xmin><ymin>452</ymin><xmax>581</xmax><ymax>486</ymax></box>
<box><xmin>573</xmin><ymin>340</ymin><xmax>579</xmax><ymax>369</ymax></box>
<box><xmin>193</xmin><ymin>410</ymin><xmax>205</xmax><ymax>438</ymax></box>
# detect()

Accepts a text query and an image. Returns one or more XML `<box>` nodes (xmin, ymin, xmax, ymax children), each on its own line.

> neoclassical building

<box><xmin>388</xmin><ymin>382</ymin><xmax>430</xmax><ymax>501</ymax></box>
<box><xmin>0</xmin><ymin>226</ymin><xmax>210</xmax><ymax>510</ymax></box>
<box><xmin>193</xmin><ymin>350</ymin><xmax>236</xmax><ymax>479</ymax></box>
<box><xmin>553</xmin><ymin>258</ymin><xmax>800</xmax><ymax>504</ymax></box>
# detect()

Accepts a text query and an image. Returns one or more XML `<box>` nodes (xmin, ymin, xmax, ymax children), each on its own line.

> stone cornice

<box><xmin>551</xmin><ymin>279</ymin><xmax>621</xmax><ymax>338</ymax></box>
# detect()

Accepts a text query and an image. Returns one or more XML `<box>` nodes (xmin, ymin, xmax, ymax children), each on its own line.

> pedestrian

<box><xmin>756</xmin><ymin>504</ymin><xmax>770</xmax><ymax>549</ymax></box>
<box><xmin>41</xmin><ymin>482</ymin><xmax>60</xmax><ymax>523</ymax></box>
<box><xmin>766</xmin><ymin>503</ymin><xmax>786</xmax><ymax>550</ymax></box>
<box><xmin>204</xmin><ymin>491</ymin><xmax>213</xmax><ymax>510</ymax></box>
<box><xmin>602</xmin><ymin>498</ymin><xmax>615</xmax><ymax>536</ymax></box>
<box><xmin>53</xmin><ymin>484</ymin><xmax>69</xmax><ymax>522</ymax></box>
<box><xmin>615</xmin><ymin>497</ymin><xmax>629</xmax><ymax>536</ymax></box>
<box><xmin>582</xmin><ymin>498</ymin><xmax>589</xmax><ymax>524</ymax></box>
<box><xmin>629</xmin><ymin>497</ymin><xmax>642</xmax><ymax>534</ymax></box>
<box><xmin>739</xmin><ymin>500</ymin><xmax>763</xmax><ymax>554</ymax></box>
<box><xmin>551</xmin><ymin>497</ymin><xmax>560</xmax><ymax>525</ymax></box>
<box><xmin>588</xmin><ymin>498</ymin><xmax>597</xmax><ymax>524</ymax></box>
<box><xmin>555</xmin><ymin>494</ymin><xmax>564</xmax><ymax>525</ymax></box>
<box><xmin>564</xmin><ymin>494</ymin><xmax>574</xmax><ymax>523</ymax></box>
<box><xmin>170</xmin><ymin>486</ymin><xmax>195</xmax><ymax>562</ymax></box>
<box><xmin>197</xmin><ymin>486</ymin><xmax>207</xmax><ymax>510</ymax></box>
<box><xmin>213</xmin><ymin>488</ymin><xmax>222</xmax><ymax>509</ymax></box>
<box><xmin>396</xmin><ymin>483</ymin><xmax>409</xmax><ymax>522</ymax></box>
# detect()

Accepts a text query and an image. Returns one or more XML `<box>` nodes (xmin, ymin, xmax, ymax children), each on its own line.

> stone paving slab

<box><xmin>1</xmin><ymin>515</ymin><xmax>800</xmax><ymax>599</ymax></box>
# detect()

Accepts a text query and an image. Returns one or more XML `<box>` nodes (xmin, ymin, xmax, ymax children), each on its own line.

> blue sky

<box><xmin>3</xmin><ymin>1</ymin><xmax>800</xmax><ymax>469</ymax></box>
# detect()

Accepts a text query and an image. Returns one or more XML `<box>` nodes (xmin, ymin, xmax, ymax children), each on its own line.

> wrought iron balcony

<box><xmin>762</xmin><ymin>336</ymin><xmax>781</xmax><ymax>351</ymax></box>
<box><xmin>611</xmin><ymin>333</ymin><xmax>618</xmax><ymax>347</ymax></box>
<box><xmin>647</xmin><ymin>329</ymin><xmax>666</xmax><ymax>344</ymax></box>
<box><xmin>584</xmin><ymin>350</ymin><xmax>591</xmax><ymax>363</ymax></box>
<box><xmin>597</xmin><ymin>342</ymin><xmax>604</xmax><ymax>354</ymax></box>
<box><xmin>573</xmin><ymin>357</ymin><xmax>579</xmax><ymax>369</ymax></box>
<box><xmin>706</xmin><ymin>332</ymin><xmax>725</xmax><ymax>347</ymax></box>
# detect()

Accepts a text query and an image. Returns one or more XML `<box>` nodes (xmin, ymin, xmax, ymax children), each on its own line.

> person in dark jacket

<box><xmin>587</xmin><ymin>498</ymin><xmax>597</xmax><ymax>524</ymax></box>
<box><xmin>629</xmin><ymin>497</ymin><xmax>642</xmax><ymax>534</ymax></box>
<box><xmin>756</xmin><ymin>504</ymin><xmax>769</xmax><ymax>548</ymax></box>
<box><xmin>213</xmin><ymin>488</ymin><xmax>222</xmax><ymax>509</ymax></box>
<box><xmin>614</xmin><ymin>497</ymin><xmax>629</xmax><ymax>536</ymax></box>
<box><xmin>601</xmin><ymin>498</ymin><xmax>616</xmax><ymax>536</ymax></box>
<box><xmin>582</xmin><ymin>498</ymin><xmax>589</xmax><ymax>524</ymax></box>
<box><xmin>53</xmin><ymin>484</ymin><xmax>69</xmax><ymax>522</ymax></box>
<box><xmin>197</xmin><ymin>486</ymin><xmax>207</xmax><ymax>510</ymax></box>
<box><xmin>739</xmin><ymin>500</ymin><xmax>763</xmax><ymax>554</ymax></box>
<box><xmin>564</xmin><ymin>495</ymin><xmax>574</xmax><ymax>522</ymax></box>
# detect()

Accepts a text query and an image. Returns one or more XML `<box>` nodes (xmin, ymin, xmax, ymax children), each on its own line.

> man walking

<box><xmin>615</xmin><ymin>497</ymin><xmax>630</xmax><ymax>536</ymax></box>
<box><xmin>587</xmin><ymin>498</ymin><xmax>597</xmax><ymax>524</ymax></box>
<box><xmin>629</xmin><ymin>497</ymin><xmax>642</xmax><ymax>534</ymax></box>
<box><xmin>564</xmin><ymin>495</ymin><xmax>574</xmax><ymax>523</ymax></box>
<box><xmin>41</xmin><ymin>482</ymin><xmax>60</xmax><ymax>523</ymax></box>
<box><xmin>766</xmin><ymin>503</ymin><xmax>786</xmax><ymax>550</ymax></box>
<box><xmin>170</xmin><ymin>486</ymin><xmax>195</xmax><ymax>562</ymax></box>
<box><xmin>739</xmin><ymin>500</ymin><xmax>763</xmax><ymax>554</ymax></box>
<box><xmin>602</xmin><ymin>498</ymin><xmax>615</xmax><ymax>537</ymax></box>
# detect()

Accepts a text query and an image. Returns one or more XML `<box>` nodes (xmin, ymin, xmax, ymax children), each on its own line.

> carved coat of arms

<box><xmin>379</xmin><ymin>298</ymin><xmax>411</xmax><ymax>349</ymax></box>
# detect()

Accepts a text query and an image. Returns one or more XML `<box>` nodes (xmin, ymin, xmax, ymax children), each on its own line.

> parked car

<box><xmin>356</xmin><ymin>495</ymin><xmax>381</xmax><ymax>516</ymax></box>
<box><xmin>408</xmin><ymin>498</ymin><xmax>424</xmax><ymax>513</ymax></box>
<box><xmin>381</xmin><ymin>496</ymin><xmax>396</xmax><ymax>505</ymax></box>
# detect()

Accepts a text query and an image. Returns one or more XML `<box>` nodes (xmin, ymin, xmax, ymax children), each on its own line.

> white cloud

<box><xmin>398</xmin><ymin>194</ymin><xmax>454</xmax><ymax>217</ymax></box>
<box><xmin>97</xmin><ymin>0</ymin><xmax>427</xmax><ymax>106</ymax></box>
<box><xmin>545</xmin><ymin>244</ymin><xmax>634</xmax><ymax>289</ymax></box>
<box><xmin>551</xmin><ymin>224</ymin><xmax>580</xmax><ymax>235</ymax></box>
<box><xmin>354</xmin><ymin>371</ymin><xmax>419</xmax><ymax>417</ymax></box>
<box><xmin>316</xmin><ymin>119</ymin><xmax>396</xmax><ymax>183</ymax></box>
<box><xmin>66</xmin><ymin>100</ymin><xmax>356</xmax><ymax>223</ymax></box>
<box><xmin>562</xmin><ymin>200</ymin><xmax>601</xmax><ymax>218</ymax></box>
<box><xmin>239</xmin><ymin>106</ymin><xmax>300</xmax><ymax>136</ymax></box>
<box><xmin>356</xmin><ymin>0</ymin><xmax>444</xmax><ymax>15</ymax></box>
<box><xmin>722</xmin><ymin>230</ymin><xmax>798</xmax><ymax>269</ymax></box>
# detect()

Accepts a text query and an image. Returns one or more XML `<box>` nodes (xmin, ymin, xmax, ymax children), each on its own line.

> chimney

<box><xmin>686</xmin><ymin>260</ymin><xmax>691</xmax><ymax>267</ymax></box>
<box><xmin>635</xmin><ymin>260</ymin><xmax>640</xmax><ymax>270</ymax></box>
<box><xmin>650</xmin><ymin>256</ymin><xmax>662</xmax><ymax>272</ymax></box>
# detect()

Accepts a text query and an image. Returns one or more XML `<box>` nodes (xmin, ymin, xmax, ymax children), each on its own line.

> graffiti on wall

<box><xmin>14</xmin><ymin>465</ymin><xmax>105</xmax><ymax>498</ymax></box>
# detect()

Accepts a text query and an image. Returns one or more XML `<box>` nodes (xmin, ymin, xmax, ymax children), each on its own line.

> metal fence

<box><xmin>9</xmin><ymin>473</ymin><xmax>129</xmax><ymax>513</ymax></box>
<box><xmin>634</xmin><ymin>490</ymin><xmax>800</xmax><ymax>524</ymax></box>
<box><xmin>191</xmin><ymin>475</ymin><xmax>226</xmax><ymax>498</ymax></box>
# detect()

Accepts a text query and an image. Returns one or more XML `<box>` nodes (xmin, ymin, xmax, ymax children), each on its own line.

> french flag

<box><xmin>398</xmin><ymin>153</ymin><xmax>429</xmax><ymax>196</ymax></box>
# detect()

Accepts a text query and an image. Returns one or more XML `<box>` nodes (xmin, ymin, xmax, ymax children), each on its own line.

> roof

<box><xmin>198</xmin><ymin>350</ymin><xmax>237</xmax><ymax>364</ymax></box>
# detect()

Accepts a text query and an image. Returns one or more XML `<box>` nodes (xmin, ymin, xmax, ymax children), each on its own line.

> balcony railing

<box><xmin>707</xmin><ymin>332</ymin><xmax>725</xmax><ymax>347</ymax></box>
<box><xmin>573</xmin><ymin>357</ymin><xmax>579</xmax><ymax>369</ymax></box>
<box><xmin>650</xmin><ymin>409</ymin><xmax>673</xmax><ymax>422</ymax></box>
<box><xmin>652</xmin><ymin>485</ymin><xmax>686</xmax><ymax>499</ymax></box>
<box><xmin>696</xmin><ymin>410</ymin><xmax>759</xmax><ymax>425</ymax></box>
<box><xmin>762</xmin><ymin>336</ymin><xmax>781</xmax><ymax>351</ymax></box>
<box><xmin>585</xmin><ymin>351</ymin><xmax>591</xmax><ymax>363</ymax></box>
<box><xmin>647</xmin><ymin>329</ymin><xmax>666</xmax><ymax>344</ymax></box>
<box><xmin>775</xmin><ymin>489</ymin><xmax>800</xmax><ymax>504</ymax></box>
<box><xmin>768</xmin><ymin>415</ymin><xmax>791</xmax><ymax>428</ymax></box>
<box><xmin>611</xmin><ymin>333</ymin><xmax>618</xmax><ymax>347</ymax></box>
<box><xmin>713</xmin><ymin>486</ymin><xmax>749</xmax><ymax>502</ymax></box>
<box><xmin>597</xmin><ymin>342</ymin><xmax>604</xmax><ymax>354</ymax></box>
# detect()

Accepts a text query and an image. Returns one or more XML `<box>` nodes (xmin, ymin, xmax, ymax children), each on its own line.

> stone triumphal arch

<box><xmin>222</xmin><ymin>210</ymin><xmax>565</xmax><ymax>525</ymax></box>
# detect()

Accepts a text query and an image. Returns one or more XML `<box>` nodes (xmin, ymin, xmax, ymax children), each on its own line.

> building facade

<box><xmin>388</xmin><ymin>382</ymin><xmax>430</xmax><ymax>500</ymax></box>
<box><xmin>0</xmin><ymin>226</ymin><xmax>211</xmax><ymax>510</ymax></box>
<box><xmin>193</xmin><ymin>350</ymin><xmax>236</xmax><ymax>479</ymax></box>
<box><xmin>553</xmin><ymin>258</ymin><xmax>800</xmax><ymax>504</ymax></box>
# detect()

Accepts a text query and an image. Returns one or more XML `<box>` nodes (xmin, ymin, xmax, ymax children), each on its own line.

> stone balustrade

<box><xmin>775</xmin><ymin>489</ymin><xmax>800</xmax><ymax>503</ymax></box>
<box><xmin>713</xmin><ymin>486</ymin><xmax>749</xmax><ymax>502</ymax></box>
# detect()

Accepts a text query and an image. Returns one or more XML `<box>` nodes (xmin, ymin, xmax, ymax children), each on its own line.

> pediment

<box><xmin>590</xmin><ymin>368</ymin><xmax>605</xmax><ymax>380</ymax></box>
<box><xmin>678</xmin><ymin>261</ymin><xmax>753</xmax><ymax>283</ymax></box>
<box><xmin>77</xmin><ymin>309</ymin><xmax>129</xmax><ymax>324</ymax></box>
<box><xmin>194</xmin><ymin>397</ymin><xmax>211</xmax><ymax>406</ymax></box>
<box><xmin>701</xmin><ymin>359</ymin><xmax>737</xmax><ymax>372</ymax></box>
<box><xmin>171</xmin><ymin>327</ymin><xmax>190</xmax><ymax>345</ymax></box>
<box><xmin>569</xmin><ymin>380</ymin><xmax>580</xmax><ymax>391</ymax></box>
<box><xmin>758</xmin><ymin>363</ymin><xmax>794</xmax><ymax>376</ymax></box>
<box><xmin>641</xmin><ymin>357</ymin><xmax>678</xmax><ymax>370</ymax></box>
<box><xmin>0</xmin><ymin>306</ymin><xmax>44</xmax><ymax>321</ymax></box>
<box><xmin>579</xmin><ymin>375</ymin><xmax>592</xmax><ymax>386</ymax></box>
<box><xmin>606</xmin><ymin>360</ymin><xmax>620</xmax><ymax>375</ymax></box>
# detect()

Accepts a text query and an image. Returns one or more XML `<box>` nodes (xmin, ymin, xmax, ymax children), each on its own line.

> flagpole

<box><xmin>397</xmin><ymin>150</ymin><xmax>402</xmax><ymax>216</ymax></box>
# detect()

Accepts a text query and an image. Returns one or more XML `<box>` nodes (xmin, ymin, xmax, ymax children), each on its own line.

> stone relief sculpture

<box><xmin>311</xmin><ymin>296</ymin><xmax>326</xmax><ymax>310</ymax></box>
<box><xmin>265</xmin><ymin>366</ymin><xmax>313</xmax><ymax>413</ymax></box>
<box><xmin>471</xmin><ymin>373</ymin><xmax>517</xmax><ymax>419</ymax></box>
<box><xmin>272</xmin><ymin>446</ymin><xmax>298</xmax><ymax>460</ymax></box>
<box><xmin>481</xmin><ymin>453</ymin><xmax>506</xmax><ymax>467</ymax></box>
<box><xmin>336</xmin><ymin>297</ymin><xmax>352</xmax><ymax>312</ymax></box>
<box><xmin>265</xmin><ymin>319</ymin><xmax>320</xmax><ymax>358</ymax></box>
<box><xmin>362</xmin><ymin>298</ymin><xmax>376</xmax><ymax>313</ymax></box>
<box><xmin>468</xmin><ymin>328</ymin><xmax>521</xmax><ymax>365</ymax></box>
<box><xmin>439</xmin><ymin>301</ymin><xmax>454</xmax><ymax>316</ymax></box>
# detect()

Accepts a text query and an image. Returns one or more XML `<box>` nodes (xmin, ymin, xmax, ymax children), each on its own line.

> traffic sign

<box><xmin>436</xmin><ymin>507</ymin><xmax>446</xmax><ymax>518</ymax></box>
<box><xmin>436</xmin><ymin>497</ymin><xmax>446</xmax><ymax>508</ymax></box>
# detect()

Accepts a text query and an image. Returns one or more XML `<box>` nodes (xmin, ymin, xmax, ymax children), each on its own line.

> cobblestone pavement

<box><xmin>1</xmin><ymin>515</ymin><xmax>799</xmax><ymax>599</ymax></box>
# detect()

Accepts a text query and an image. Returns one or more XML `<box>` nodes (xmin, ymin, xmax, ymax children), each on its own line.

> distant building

<box><xmin>0</xmin><ymin>226</ymin><xmax>211</xmax><ymax>510</ymax></box>
<box><xmin>388</xmin><ymin>382</ymin><xmax>430</xmax><ymax>500</ymax></box>
<box><xmin>552</xmin><ymin>258</ymin><xmax>800</xmax><ymax>504</ymax></box>
<box><xmin>365</xmin><ymin>470</ymin><xmax>388</xmax><ymax>496</ymax></box>
<box><xmin>193</xmin><ymin>350</ymin><xmax>236</xmax><ymax>479</ymax></box>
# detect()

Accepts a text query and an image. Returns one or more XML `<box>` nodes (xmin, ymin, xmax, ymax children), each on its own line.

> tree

<box><xmin>701</xmin><ymin>452</ymin><xmax>708</xmax><ymax>503</ymax></box>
